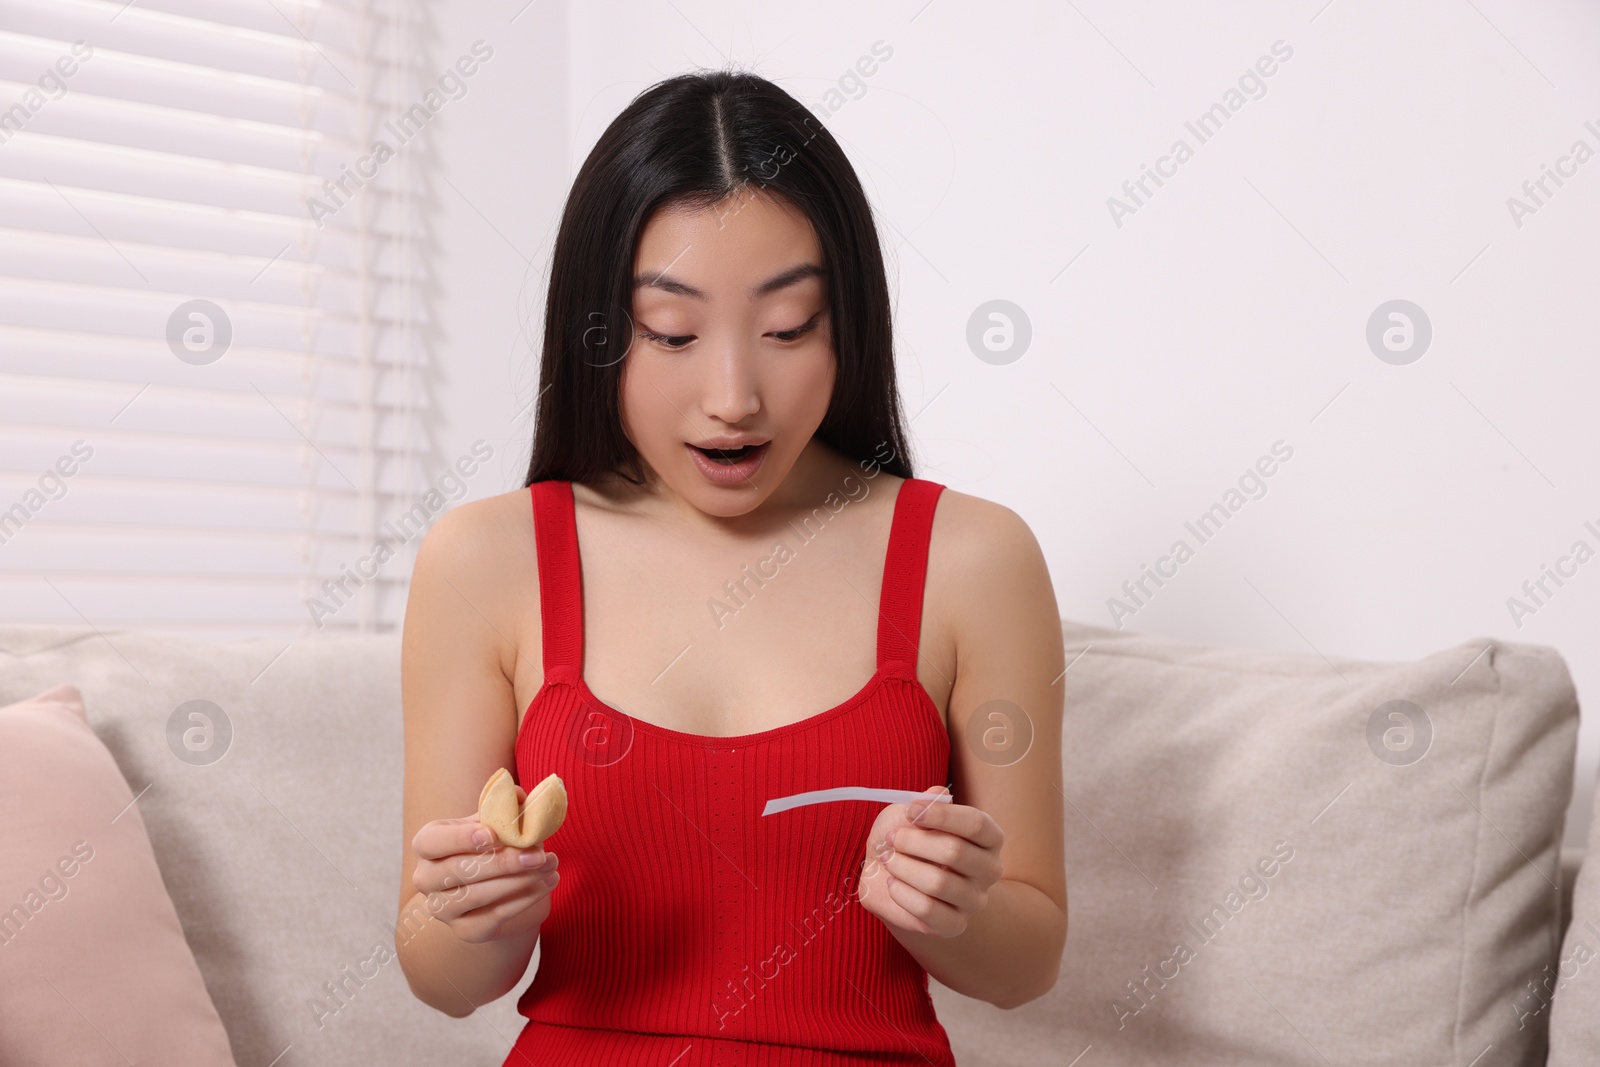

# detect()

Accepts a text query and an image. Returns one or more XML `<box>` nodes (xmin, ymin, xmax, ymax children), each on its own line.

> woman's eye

<box><xmin>772</xmin><ymin>320</ymin><xmax>820</xmax><ymax>343</ymax></box>
<box><xmin>640</xmin><ymin>328</ymin><xmax>693</xmax><ymax>350</ymax></box>
<box><xmin>636</xmin><ymin>318</ymin><xmax>819</xmax><ymax>349</ymax></box>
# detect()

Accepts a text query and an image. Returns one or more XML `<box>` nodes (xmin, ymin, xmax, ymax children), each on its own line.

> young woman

<box><xmin>397</xmin><ymin>70</ymin><xmax>1066</xmax><ymax>1065</ymax></box>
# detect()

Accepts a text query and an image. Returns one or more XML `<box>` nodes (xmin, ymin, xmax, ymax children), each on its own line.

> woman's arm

<box><xmin>883</xmin><ymin>496</ymin><xmax>1068</xmax><ymax>1009</ymax></box>
<box><xmin>396</xmin><ymin>498</ymin><xmax>544</xmax><ymax>1015</ymax></box>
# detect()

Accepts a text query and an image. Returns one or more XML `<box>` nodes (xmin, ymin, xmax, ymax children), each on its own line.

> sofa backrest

<box><xmin>0</xmin><ymin>621</ymin><xmax>1584</xmax><ymax>1066</ymax></box>
<box><xmin>929</xmin><ymin>619</ymin><xmax>1580</xmax><ymax>1067</ymax></box>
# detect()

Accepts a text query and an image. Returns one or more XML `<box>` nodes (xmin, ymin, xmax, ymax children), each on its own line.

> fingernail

<box><xmin>472</xmin><ymin>829</ymin><xmax>491</xmax><ymax>847</ymax></box>
<box><xmin>886</xmin><ymin>830</ymin><xmax>897</xmax><ymax>847</ymax></box>
<box><xmin>519</xmin><ymin>850</ymin><xmax>544</xmax><ymax>867</ymax></box>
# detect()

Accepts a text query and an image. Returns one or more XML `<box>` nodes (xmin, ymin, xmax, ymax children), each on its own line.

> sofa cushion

<box><xmin>0</xmin><ymin>628</ymin><xmax>522</xmax><ymax>1066</ymax></box>
<box><xmin>1549</xmin><ymin>768</ymin><xmax>1600</xmax><ymax>1063</ymax></box>
<box><xmin>930</xmin><ymin>619</ymin><xmax>1578</xmax><ymax>1067</ymax></box>
<box><xmin>0</xmin><ymin>684</ymin><xmax>238</xmax><ymax>1066</ymax></box>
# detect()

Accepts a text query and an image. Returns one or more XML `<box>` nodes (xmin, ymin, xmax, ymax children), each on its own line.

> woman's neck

<box><xmin>583</xmin><ymin>438</ymin><xmax>882</xmax><ymax>541</ymax></box>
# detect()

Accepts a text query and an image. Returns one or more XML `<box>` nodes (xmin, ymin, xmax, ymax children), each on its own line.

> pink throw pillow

<box><xmin>0</xmin><ymin>684</ymin><xmax>238</xmax><ymax>1067</ymax></box>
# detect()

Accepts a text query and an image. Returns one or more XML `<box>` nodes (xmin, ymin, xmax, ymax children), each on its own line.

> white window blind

<box><xmin>0</xmin><ymin>0</ymin><xmax>430</xmax><ymax>640</ymax></box>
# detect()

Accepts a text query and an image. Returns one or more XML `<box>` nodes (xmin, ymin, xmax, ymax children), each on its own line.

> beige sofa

<box><xmin>0</xmin><ymin>620</ymin><xmax>1592</xmax><ymax>1066</ymax></box>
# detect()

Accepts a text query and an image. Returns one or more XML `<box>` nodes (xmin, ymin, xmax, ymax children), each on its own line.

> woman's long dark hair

<box><xmin>524</xmin><ymin>69</ymin><xmax>915</xmax><ymax>487</ymax></box>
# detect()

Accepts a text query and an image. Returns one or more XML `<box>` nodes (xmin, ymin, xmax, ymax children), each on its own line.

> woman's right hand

<box><xmin>410</xmin><ymin>815</ymin><xmax>560</xmax><ymax>944</ymax></box>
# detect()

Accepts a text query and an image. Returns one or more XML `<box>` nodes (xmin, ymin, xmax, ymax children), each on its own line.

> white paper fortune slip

<box><xmin>762</xmin><ymin>787</ymin><xmax>954</xmax><ymax>816</ymax></box>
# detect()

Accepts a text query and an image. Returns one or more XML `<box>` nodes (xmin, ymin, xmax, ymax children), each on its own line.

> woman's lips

<box><xmin>686</xmin><ymin>441</ymin><xmax>769</xmax><ymax>486</ymax></box>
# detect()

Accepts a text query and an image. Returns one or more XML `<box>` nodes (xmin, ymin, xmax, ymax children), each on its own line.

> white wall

<box><xmin>427</xmin><ymin>1</ymin><xmax>1600</xmax><ymax>846</ymax></box>
<box><xmin>424</xmin><ymin>0</ymin><xmax>568</xmax><ymax>502</ymax></box>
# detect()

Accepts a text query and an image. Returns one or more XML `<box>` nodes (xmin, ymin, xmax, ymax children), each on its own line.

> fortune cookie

<box><xmin>478</xmin><ymin>767</ymin><xmax>567</xmax><ymax>848</ymax></box>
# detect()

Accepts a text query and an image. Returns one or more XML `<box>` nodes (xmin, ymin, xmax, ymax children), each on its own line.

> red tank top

<box><xmin>503</xmin><ymin>476</ymin><xmax>956</xmax><ymax>1067</ymax></box>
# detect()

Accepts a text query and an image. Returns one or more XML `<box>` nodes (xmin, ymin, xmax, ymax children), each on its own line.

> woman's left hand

<box><xmin>858</xmin><ymin>786</ymin><xmax>1005</xmax><ymax>938</ymax></box>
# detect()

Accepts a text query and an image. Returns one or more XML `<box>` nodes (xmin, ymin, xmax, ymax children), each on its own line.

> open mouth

<box><xmin>690</xmin><ymin>443</ymin><xmax>766</xmax><ymax>465</ymax></box>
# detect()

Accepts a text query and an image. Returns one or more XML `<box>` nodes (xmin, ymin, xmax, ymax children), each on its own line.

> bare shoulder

<box><xmin>927</xmin><ymin>485</ymin><xmax>1050</xmax><ymax>587</ymax></box>
<box><xmin>416</xmin><ymin>486</ymin><xmax>534</xmax><ymax>557</ymax></box>
<box><xmin>923</xmin><ymin>484</ymin><xmax>1061</xmax><ymax>667</ymax></box>
<box><xmin>407</xmin><ymin>487</ymin><xmax>539</xmax><ymax>665</ymax></box>
<box><xmin>410</xmin><ymin>485</ymin><xmax>538</xmax><ymax>607</ymax></box>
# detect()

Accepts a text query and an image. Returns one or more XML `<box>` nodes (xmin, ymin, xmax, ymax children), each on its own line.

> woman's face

<box><xmin>620</xmin><ymin>189</ymin><xmax>835</xmax><ymax>518</ymax></box>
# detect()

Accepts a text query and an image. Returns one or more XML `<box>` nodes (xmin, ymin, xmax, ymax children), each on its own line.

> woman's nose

<box><xmin>701</xmin><ymin>344</ymin><xmax>760</xmax><ymax>422</ymax></box>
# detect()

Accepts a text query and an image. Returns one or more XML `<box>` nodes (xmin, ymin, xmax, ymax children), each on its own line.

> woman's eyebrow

<box><xmin>632</xmin><ymin>262</ymin><xmax>825</xmax><ymax>301</ymax></box>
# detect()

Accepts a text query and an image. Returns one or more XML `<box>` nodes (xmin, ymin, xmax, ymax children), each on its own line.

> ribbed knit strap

<box><xmin>530</xmin><ymin>480</ymin><xmax>583</xmax><ymax>679</ymax></box>
<box><xmin>875</xmin><ymin>478</ymin><xmax>945</xmax><ymax>674</ymax></box>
